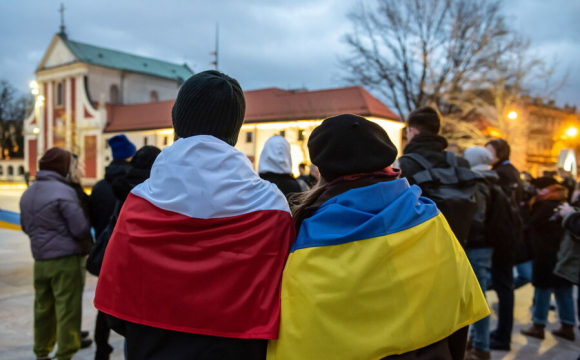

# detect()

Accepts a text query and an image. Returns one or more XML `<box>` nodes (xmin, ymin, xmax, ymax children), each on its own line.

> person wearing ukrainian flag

<box><xmin>268</xmin><ymin>114</ymin><xmax>489</xmax><ymax>360</ymax></box>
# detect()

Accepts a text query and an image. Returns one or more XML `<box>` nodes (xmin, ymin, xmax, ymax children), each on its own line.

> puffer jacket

<box><xmin>465</xmin><ymin>166</ymin><xmax>499</xmax><ymax>249</ymax></box>
<box><xmin>20</xmin><ymin>170</ymin><xmax>90</xmax><ymax>260</ymax></box>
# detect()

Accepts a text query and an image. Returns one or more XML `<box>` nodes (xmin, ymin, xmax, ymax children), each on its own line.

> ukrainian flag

<box><xmin>267</xmin><ymin>179</ymin><xmax>489</xmax><ymax>360</ymax></box>
<box><xmin>0</xmin><ymin>209</ymin><xmax>21</xmax><ymax>231</ymax></box>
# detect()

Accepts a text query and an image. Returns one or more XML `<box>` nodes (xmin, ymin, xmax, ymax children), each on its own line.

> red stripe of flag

<box><xmin>95</xmin><ymin>193</ymin><xmax>295</xmax><ymax>339</ymax></box>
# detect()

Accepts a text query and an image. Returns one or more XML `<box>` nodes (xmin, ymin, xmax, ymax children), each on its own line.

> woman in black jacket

<box><xmin>520</xmin><ymin>179</ymin><xmax>575</xmax><ymax>341</ymax></box>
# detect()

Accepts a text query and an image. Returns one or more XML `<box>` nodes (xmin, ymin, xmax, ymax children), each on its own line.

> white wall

<box><xmin>87</xmin><ymin>66</ymin><xmax>181</xmax><ymax>105</ymax></box>
<box><xmin>0</xmin><ymin>160</ymin><xmax>26</xmax><ymax>182</ymax></box>
<box><xmin>44</xmin><ymin>40</ymin><xmax>76</xmax><ymax>68</ymax></box>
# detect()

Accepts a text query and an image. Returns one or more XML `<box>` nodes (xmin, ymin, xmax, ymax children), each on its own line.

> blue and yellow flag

<box><xmin>0</xmin><ymin>209</ymin><xmax>21</xmax><ymax>231</ymax></box>
<box><xmin>267</xmin><ymin>179</ymin><xmax>489</xmax><ymax>360</ymax></box>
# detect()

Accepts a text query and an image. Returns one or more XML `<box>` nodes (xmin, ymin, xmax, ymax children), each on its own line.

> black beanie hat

<box><xmin>308</xmin><ymin>114</ymin><xmax>398</xmax><ymax>182</ymax></box>
<box><xmin>172</xmin><ymin>70</ymin><xmax>245</xmax><ymax>146</ymax></box>
<box><xmin>39</xmin><ymin>147</ymin><xmax>71</xmax><ymax>177</ymax></box>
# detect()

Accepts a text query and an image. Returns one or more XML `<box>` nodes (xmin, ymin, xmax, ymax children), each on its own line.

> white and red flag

<box><xmin>95</xmin><ymin>135</ymin><xmax>295</xmax><ymax>339</ymax></box>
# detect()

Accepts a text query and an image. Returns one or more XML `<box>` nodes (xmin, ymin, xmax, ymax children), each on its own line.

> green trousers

<box><xmin>33</xmin><ymin>255</ymin><xmax>85</xmax><ymax>360</ymax></box>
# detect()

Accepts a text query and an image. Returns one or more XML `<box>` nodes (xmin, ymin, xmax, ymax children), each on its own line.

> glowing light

<box><xmin>507</xmin><ymin>111</ymin><xmax>518</xmax><ymax>120</ymax></box>
<box><xmin>566</xmin><ymin>127</ymin><xmax>578</xmax><ymax>138</ymax></box>
<box><xmin>37</xmin><ymin>95</ymin><xmax>45</xmax><ymax>102</ymax></box>
<box><xmin>32</xmin><ymin>127</ymin><xmax>40</xmax><ymax>134</ymax></box>
<box><xmin>35</xmin><ymin>100</ymin><xmax>44</xmax><ymax>107</ymax></box>
<box><xmin>31</xmin><ymin>88</ymin><xmax>39</xmax><ymax>95</ymax></box>
<box><xmin>29</xmin><ymin>80</ymin><xmax>38</xmax><ymax>89</ymax></box>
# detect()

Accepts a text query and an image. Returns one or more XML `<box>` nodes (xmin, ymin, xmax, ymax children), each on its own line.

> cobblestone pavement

<box><xmin>1</xmin><ymin>189</ymin><xmax>579</xmax><ymax>359</ymax></box>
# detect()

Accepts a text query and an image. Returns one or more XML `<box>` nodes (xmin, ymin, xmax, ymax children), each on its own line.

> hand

<box><xmin>559</xmin><ymin>203</ymin><xmax>575</xmax><ymax>217</ymax></box>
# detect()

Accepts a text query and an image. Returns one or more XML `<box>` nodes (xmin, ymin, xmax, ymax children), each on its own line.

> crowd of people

<box><xmin>18</xmin><ymin>70</ymin><xmax>580</xmax><ymax>360</ymax></box>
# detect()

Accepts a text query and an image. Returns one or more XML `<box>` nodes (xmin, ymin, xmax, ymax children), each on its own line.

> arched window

<box><xmin>56</xmin><ymin>82</ymin><xmax>64</xmax><ymax>106</ymax></box>
<box><xmin>150</xmin><ymin>91</ymin><xmax>159</xmax><ymax>102</ymax></box>
<box><xmin>7</xmin><ymin>166</ymin><xmax>14</xmax><ymax>176</ymax></box>
<box><xmin>18</xmin><ymin>166</ymin><xmax>24</xmax><ymax>175</ymax></box>
<box><xmin>110</xmin><ymin>85</ymin><xmax>119</xmax><ymax>104</ymax></box>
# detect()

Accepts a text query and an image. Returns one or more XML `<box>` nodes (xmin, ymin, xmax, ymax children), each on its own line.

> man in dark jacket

<box><xmin>485</xmin><ymin>138</ymin><xmax>523</xmax><ymax>350</ymax></box>
<box><xmin>20</xmin><ymin>147</ymin><xmax>91</xmax><ymax>360</ymax></box>
<box><xmin>88</xmin><ymin>134</ymin><xmax>135</xmax><ymax>239</ymax></box>
<box><xmin>397</xmin><ymin>107</ymin><xmax>470</xmax><ymax>183</ymax></box>
<box><xmin>258</xmin><ymin>135</ymin><xmax>302</xmax><ymax>199</ymax></box>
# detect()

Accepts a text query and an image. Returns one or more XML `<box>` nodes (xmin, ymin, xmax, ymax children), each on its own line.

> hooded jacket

<box><xmin>20</xmin><ymin>170</ymin><xmax>90</xmax><ymax>260</ymax></box>
<box><xmin>258</xmin><ymin>136</ymin><xmax>301</xmax><ymax>198</ymax></box>
<box><xmin>89</xmin><ymin>159</ymin><xmax>130</xmax><ymax>238</ymax></box>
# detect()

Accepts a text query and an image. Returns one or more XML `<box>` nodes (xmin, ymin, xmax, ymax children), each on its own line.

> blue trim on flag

<box><xmin>291</xmin><ymin>179</ymin><xmax>440</xmax><ymax>252</ymax></box>
<box><xmin>0</xmin><ymin>209</ymin><xmax>20</xmax><ymax>226</ymax></box>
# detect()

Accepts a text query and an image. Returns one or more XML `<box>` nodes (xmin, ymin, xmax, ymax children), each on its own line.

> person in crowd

<box><xmin>267</xmin><ymin>114</ymin><xmax>489</xmax><ymax>360</ymax></box>
<box><xmin>297</xmin><ymin>163</ymin><xmax>309</xmax><ymax>183</ymax></box>
<box><xmin>485</xmin><ymin>138</ymin><xmax>524</xmax><ymax>350</ymax></box>
<box><xmin>94</xmin><ymin>71</ymin><xmax>295</xmax><ymax>360</ymax></box>
<box><xmin>398</xmin><ymin>107</ymin><xmax>470</xmax><ymax>182</ymax></box>
<box><xmin>69</xmin><ymin>154</ymin><xmax>94</xmax><ymax>256</ymax></box>
<box><xmin>520</xmin><ymin>178</ymin><xmax>575</xmax><ymax>341</ymax></box>
<box><xmin>91</xmin><ymin>145</ymin><xmax>161</xmax><ymax>360</ymax></box>
<box><xmin>20</xmin><ymin>147</ymin><xmax>92</xmax><ymax>360</ymax></box>
<box><xmin>258</xmin><ymin>135</ymin><xmax>302</xmax><ymax>198</ymax></box>
<box><xmin>88</xmin><ymin>134</ymin><xmax>136</xmax><ymax>239</ymax></box>
<box><xmin>555</xmin><ymin>202</ymin><xmax>580</xmax><ymax>360</ymax></box>
<box><xmin>559</xmin><ymin>167</ymin><xmax>577</xmax><ymax>203</ymax></box>
<box><xmin>462</xmin><ymin>147</ymin><xmax>499</xmax><ymax>360</ymax></box>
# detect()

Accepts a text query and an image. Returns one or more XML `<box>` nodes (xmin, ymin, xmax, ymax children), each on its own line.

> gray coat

<box><xmin>20</xmin><ymin>170</ymin><xmax>90</xmax><ymax>260</ymax></box>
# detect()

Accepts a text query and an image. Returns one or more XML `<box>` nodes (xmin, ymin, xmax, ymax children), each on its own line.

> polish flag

<box><xmin>94</xmin><ymin>135</ymin><xmax>295</xmax><ymax>339</ymax></box>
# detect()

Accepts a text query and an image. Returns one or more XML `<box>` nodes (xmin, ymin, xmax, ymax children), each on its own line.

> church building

<box><xmin>24</xmin><ymin>31</ymin><xmax>403</xmax><ymax>184</ymax></box>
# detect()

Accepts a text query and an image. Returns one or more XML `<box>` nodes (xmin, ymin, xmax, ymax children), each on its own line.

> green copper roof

<box><xmin>61</xmin><ymin>35</ymin><xmax>193</xmax><ymax>82</ymax></box>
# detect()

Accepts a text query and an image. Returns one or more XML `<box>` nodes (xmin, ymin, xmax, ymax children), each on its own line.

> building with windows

<box><xmin>23</xmin><ymin>32</ymin><xmax>402</xmax><ymax>184</ymax></box>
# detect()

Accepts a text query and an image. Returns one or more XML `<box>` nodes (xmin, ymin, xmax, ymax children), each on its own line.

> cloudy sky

<box><xmin>1</xmin><ymin>0</ymin><xmax>578</xmax><ymax>108</ymax></box>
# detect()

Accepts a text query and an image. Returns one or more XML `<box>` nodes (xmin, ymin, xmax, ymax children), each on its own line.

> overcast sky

<box><xmin>1</xmin><ymin>0</ymin><xmax>578</xmax><ymax>109</ymax></box>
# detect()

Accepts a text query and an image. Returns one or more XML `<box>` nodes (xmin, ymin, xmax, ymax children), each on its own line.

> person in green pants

<box><xmin>20</xmin><ymin>147</ymin><xmax>91</xmax><ymax>360</ymax></box>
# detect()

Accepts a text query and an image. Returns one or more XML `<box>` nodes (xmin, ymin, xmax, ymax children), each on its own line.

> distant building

<box><xmin>23</xmin><ymin>32</ymin><xmax>402</xmax><ymax>184</ymax></box>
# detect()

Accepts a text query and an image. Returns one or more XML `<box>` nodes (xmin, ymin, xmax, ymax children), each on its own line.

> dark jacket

<box><xmin>465</xmin><ymin>169</ymin><xmax>498</xmax><ymax>249</ymax></box>
<box><xmin>398</xmin><ymin>133</ymin><xmax>470</xmax><ymax>184</ymax></box>
<box><xmin>20</xmin><ymin>170</ymin><xmax>90</xmax><ymax>260</ymax></box>
<box><xmin>554</xmin><ymin>212</ymin><xmax>580</xmax><ymax>284</ymax></box>
<box><xmin>492</xmin><ymin>161</ymin><xmax>523</xmax><ymax>205</ymax></box>
<box><xmin>528</xmin><ymin>198</ymin><xmax>571</xmax><ymax>288</ymax></box>
<box><xmin>259</xmin><ymin>172</ymin><xmax>301</xmax><ymax>199</ymax></box>
<box><xmin>89</xmin><ymin>159</ymin><xmax>130</xmax><ymax>238</ymax></box>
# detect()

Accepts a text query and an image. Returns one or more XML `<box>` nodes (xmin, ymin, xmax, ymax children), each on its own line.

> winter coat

<box><xmin>89</xmin><ymin>159</ymin><xmax>130</xmax><ymax>238</ymax></box>
<box><xmin>20</xmin><ymin>170</ymin><xmax>90</xmax><ymax>260</ymax></box>
<box><xmin>554</xmin><ymin>212</ymin><xmax>580</xmax><ymax>284</ymax></box>
<box><xmin>465</xmin><ymin>167</ymin><xmax>498</xmax><ymax>249</ymax></box>
<box><xmin>397</xmin><ymin>133</ymin><xmax>470</xmax><ymax>184</ymax></box>
<box><xmin>258</xmin><ymin>136</ymin><xmax>301</xmax><ymax>198</ymax></box>
<box><xmin>527</xmin><ymin>187</ymin><xmax>571</xmax><ymax>288</ymax></box>
<box><xmin>492</xmin><ymin>161</ymin><xmax>523</xmax><ymax>205</ymax></box>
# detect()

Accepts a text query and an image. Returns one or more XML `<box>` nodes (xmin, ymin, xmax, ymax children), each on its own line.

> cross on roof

<box><xmin>59</xmin><ymin>3</ymin><xmax>66</xmax><ymax>35</ymax></box>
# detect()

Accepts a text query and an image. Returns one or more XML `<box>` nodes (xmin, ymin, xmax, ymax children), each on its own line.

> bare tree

<box><xmin>0</xmin><ymin>80</ymin><xmax>31</xmax><ymax>159</ymax></box>
<box><xmin>341</xmin><ymin>0</ymin><xmax>556</xmax><ymax>123</ymax></box>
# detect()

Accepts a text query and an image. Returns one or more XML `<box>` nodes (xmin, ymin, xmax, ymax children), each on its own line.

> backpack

<box><xmin>402</xmin><ymin>152</ymin><xmax>483</xmax><ymax>244</ymax></box>
<box><xmin>86</xmin><ymin>201</ymin><xmax>120</xmax><ymax>276</ymax></box>
<box><xmin>484</xmin><ymin>183</ymin><xmax>522</xmax><ymax>255</ymax></box>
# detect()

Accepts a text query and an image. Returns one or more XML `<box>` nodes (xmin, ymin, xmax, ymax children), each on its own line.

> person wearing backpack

<box><xmin>398</xmin><ymin>106</ymin><xmax>481</xmax><ymax>245</ymax></box>
<box><xmin>485</xmin><ymin>139</ymin><xmax>524</xmax><ymax>350</ymax></box>
<box><xmin>463</xmin><ymin>147</ymin><xmax>522</xmax><ymax>360</ymax></box>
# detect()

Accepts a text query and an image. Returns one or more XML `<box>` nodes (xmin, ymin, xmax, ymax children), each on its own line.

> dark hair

<box><xmin>407</xmin><ymin>106</ymin><xmax>441</xmax><ymax>134</ymax></box>
<box><xmin>131</xmin><ymin>146</ymin><xmax>162</xmax><ymax>170</ymax></box>
<box><xmin>485</xmin><ymin>139</ymin><xmax>510</xmax><ymax>162</ymax></box>
<box><xmin>298</xmin><ymin>162</ymin><xmax>307</xmax><ymax>170</ymax></box>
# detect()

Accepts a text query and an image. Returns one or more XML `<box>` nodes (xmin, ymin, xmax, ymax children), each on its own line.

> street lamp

<box><xmin>566</xmin><ymin>127</ymin><xmax>578</xmax><ymax>138</ymax></box>
<box><xmin>508</xmin><ymin>111</ymin><xmax>518</xmax><ymax>120</ymax></box>
<box><xmin>32</xmin><ymin>127</ymin><xmax>40</xmax><ymax>135</ymax></box>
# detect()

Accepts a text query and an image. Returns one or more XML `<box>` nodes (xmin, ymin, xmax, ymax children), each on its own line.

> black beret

<box><xmin>308</xmin><ymin>114</ymin><xmax>398</xmax><ymax>182</ymax></box>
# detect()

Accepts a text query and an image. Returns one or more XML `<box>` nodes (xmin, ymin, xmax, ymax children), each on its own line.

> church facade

<box><xmin>24</xmin><ymin>32</ymin><xmax>403</xmax><ymax>184</ymax></box>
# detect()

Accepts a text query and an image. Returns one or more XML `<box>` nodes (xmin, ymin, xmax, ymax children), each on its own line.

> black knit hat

<box><xmin>308</xmin><ymin>114</ymin><xmax>398</xmax><ymax>182</ymax></box>
<box><xmin>172</xmin><ymin>70</ymin><xmax>245</xmax><ymax>146</ymax></box>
